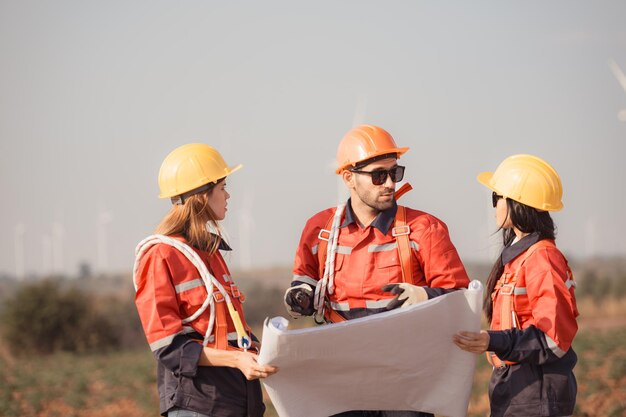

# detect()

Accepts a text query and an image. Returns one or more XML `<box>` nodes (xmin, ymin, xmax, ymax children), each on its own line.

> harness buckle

<box><xmin>499</xmin><ymin>283</ymin><xmax>515</xmax><ymax>295</ymax></box>
<box><xmin>213</xmin><ymin>292</ymin><xmax>225</xmax><ymax>302</ymax></box>
<box><xmin>392</xmin><ymin>225</ymin><xmax>410</xmax><ymax>236</ymax></box>
<box><xmin>231</xmin><ymin>284</ymin><xmax>241</xmax><ymax>298</ymax></box>
<box><xmin>318</xmin><ymin>229</ymin><xmax>331</xmax><ymax>241</ymax></box>
<box><xmin>239</xmin><ymin>336</ymin><xmax>251</xmax><ymax>351</ymax></box>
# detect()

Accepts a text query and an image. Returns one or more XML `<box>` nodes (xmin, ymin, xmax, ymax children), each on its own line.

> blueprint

<box><xmin>257</xmin><ymin>281</ymin><xmax>483</xmax><ymax>417</ymax></box>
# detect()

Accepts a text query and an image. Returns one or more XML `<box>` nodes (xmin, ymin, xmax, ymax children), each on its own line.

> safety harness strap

<box><xmin>317</xmin><ymin>215</ymin><xmax>334</xmax><ymax>282</ymax></box>
<box><xmin>316</xmin><ymin>184</ymin><xmax>414</xmax><ymax>323</ymax></box>
<box><xmin>487</xmin><ymin>239</ymin><xmax>563</xmax><ymax>368</ymax></box>
<box><xmin>324</xmin><ymin>308</ymin><xmax>347</xmax><ymax>323</ymax></box>
<box><xmin>393</xmin><ymin>205</ymin><xmax>415</xmax><ymax>285</ymax></box>
<box><xmin>212</xmin><ymin>295</ymin><xmax>229</xmax><ymax>350</ymax></box>
<box><xmin>133</xmin><ymin>235</ymin><xmax>251</xmax><ymax>351</ymax></box>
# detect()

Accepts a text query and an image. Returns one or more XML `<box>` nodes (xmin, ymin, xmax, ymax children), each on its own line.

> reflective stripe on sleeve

<box><xmin>545</xmin><ymin>334</ymin><xmax>566</xmax><ymax>358</ymax></box>
<box><xmin>149</xmin><ymin>326</ymin><xmax>197</xmax><ymax>351</ymax></box>
<box><xmin>515</xmin><ymin>278</ymin><xmax>575</xmax><ymax>296</ymax></box>
<box><xmin>292</xmin><ymin>275</ymin><xmax>318</xmax><ymax>287</ymax></box>
<box><xmin>330</xmin><ymin>301</ymin><xmax>350</xmax><ymax>311</ymax></box>
<box><xmin>330</xmin><ymin>299</ymin><xmax>392</xmax><ymax>311</ymax></box>
<box><xmin>365</xmin><ymin>299</ymin><xmax>392</xmax><ymax>309</ymax></box>
<box><xmin>175</xmin><ymin>279</ymin><xmax>203</xmax><ymax>293</ymax></box>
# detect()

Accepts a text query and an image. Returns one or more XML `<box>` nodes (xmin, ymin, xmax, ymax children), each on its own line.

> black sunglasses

<box><xmin>350</xmin><ymin>165</ymin><xmax>405</xmax><ymax>185</ymax></box>
<box><xmin>492</xmin><ymin>191</ymin><xmax>505</xmax><ymax>207</ymax></box>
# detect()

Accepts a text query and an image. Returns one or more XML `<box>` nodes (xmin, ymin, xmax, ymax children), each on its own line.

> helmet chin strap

<box><xmin>171</xmin><ymin>182</ymin><xmax>216</xmax><ymax>205</ymax></box>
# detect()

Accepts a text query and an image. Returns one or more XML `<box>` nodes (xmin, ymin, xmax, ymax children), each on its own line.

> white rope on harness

<box><xmin>313</xmin><ymin>203</ymin><xmax>345</xmax><ymax>322</ymax></box>
<box><xmin>133</xmin><ymin>234</ymin><xmax>249</xmax><ymax>349</ymax></box>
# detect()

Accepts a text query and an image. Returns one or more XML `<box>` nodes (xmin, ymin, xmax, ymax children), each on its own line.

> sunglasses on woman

<box><xmin>350</xmin><ymin>165</ymin><xmax>406</xmax><ymax>186</ymax></box>
<box><xmin>492</xmin><ymin>191</ymin><xmax>505</xmax><ymax>207</ymax></box>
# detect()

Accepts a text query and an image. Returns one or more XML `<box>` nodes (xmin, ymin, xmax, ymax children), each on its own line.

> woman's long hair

<box><xmin>155</xmin><ymin>180</ymin><xmax>223</xmax><ymax>254</ymax></box>
<box><xmin>483</xmin><ymin>198</ymin><xmax>556</xmax><ymax>322</ymax></box>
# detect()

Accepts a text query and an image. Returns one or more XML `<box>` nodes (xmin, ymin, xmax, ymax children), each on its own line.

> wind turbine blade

<box><xmin>608</xmin><ymin>59</ymin><xmax>626</xmax><ymax>93</ymax></box>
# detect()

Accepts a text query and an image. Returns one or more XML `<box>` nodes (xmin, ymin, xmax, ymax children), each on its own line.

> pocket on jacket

<box><xmin>178</xmin><ymin>285</ymin><xmax>210</xmax><ymax>316</ymax></box>
<box><xmin>374</xmin><ymin>251</ymin><xmax>402</xmax><ymax>283</ymax></box>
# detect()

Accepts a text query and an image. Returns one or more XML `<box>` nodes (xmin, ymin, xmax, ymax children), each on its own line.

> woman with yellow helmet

<box><xmin>453</xmin><ymin>154</ymin><xmax>579</xmax><ymax>417</ymax></box>
<box><xmin>133</xmin><ymin>144</ymin><xmax>278</xmax><ymax>417</ymax></box>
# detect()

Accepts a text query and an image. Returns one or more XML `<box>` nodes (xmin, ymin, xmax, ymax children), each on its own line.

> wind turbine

<box><xmin>608</xmin><ymin>59</ymin><xmax>626</xmax><ymax>122</ymax></box>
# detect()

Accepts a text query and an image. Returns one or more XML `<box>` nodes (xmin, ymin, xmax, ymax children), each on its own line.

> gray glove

<box><xmin>381</xmin><ymin>283</ymin><xmax>429</xmax><ymax>310</ymax></box>
<box><xmin>284</xmin><ymin>283</ymin><xmax>315</xmax><ymax>317</ymax></box>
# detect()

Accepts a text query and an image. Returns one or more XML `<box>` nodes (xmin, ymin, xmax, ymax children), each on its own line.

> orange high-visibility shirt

<box><xmin>292</xmin><ymin>202</ymin><xmax>469</xmax><ymax>313</ymax></box>
<box><xmin>490</xmin><ymin>240</ymin><xmax>578</xmax><ymax>353</ymax></box>
<box><xmin>134</xmin><ymin>238</ymin><xmax>247</xmax><ymax>351</ymax></box>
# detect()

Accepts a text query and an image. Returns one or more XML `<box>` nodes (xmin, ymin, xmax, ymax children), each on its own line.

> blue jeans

<box><xmin>167</xmin><ymin>408</ymin><xmax>211</xmax><ymax>417</ymax></box>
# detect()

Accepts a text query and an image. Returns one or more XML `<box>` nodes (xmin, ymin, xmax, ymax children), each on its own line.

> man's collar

<box><xmin>501</xmin><ymin>232</ymin><xmax>540</xmax><ymax>265</ymax></box>
<box><xmin>341</xmin><ymin>198</ymin><xmax>398</xmax><ymax>235</ymax></box>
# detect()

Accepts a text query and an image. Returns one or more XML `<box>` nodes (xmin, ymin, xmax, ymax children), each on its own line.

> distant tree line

<box><xmin>3</xmin><ymin>270</ymin><xmax>624</xmax><ymax>355</ymax></box>
<box><xmin>0</xmin><ymin>279</ymin><xmax>286</xmax><ymax>355</ymax></box>
<box><xmin>576</xmin><ymin>270</ymin><xmax>626</xmax><ymax>302</ymax></box>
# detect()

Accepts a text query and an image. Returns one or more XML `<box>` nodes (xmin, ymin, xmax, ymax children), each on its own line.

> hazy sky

<box><xmin>1</xmin><ymin>1</ymin><xmax>625</xmax><ymax>278</ymax></box>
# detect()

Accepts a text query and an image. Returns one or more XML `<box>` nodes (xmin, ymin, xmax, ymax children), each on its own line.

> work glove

<box><xmin>284</xmin><ymin>283</ymin><xmax>315</xmax><ymax>317</ymax></box>
<box><xmin>381</xmin><ymin>283</ymin><xmax>429</xmax><ymax>310</ymax></box>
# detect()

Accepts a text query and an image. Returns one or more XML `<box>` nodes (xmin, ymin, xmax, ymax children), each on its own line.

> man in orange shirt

<box><xmin>284</xmin><ymin>125</ymin><xmax>470</xmax><ymax>417</ymax></box>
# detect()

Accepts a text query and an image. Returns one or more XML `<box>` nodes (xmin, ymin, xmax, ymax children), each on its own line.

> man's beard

<box><xmin>357</xmin><ymin>187</ymin><xmax>395</xmax><ymax>211</ymax></box>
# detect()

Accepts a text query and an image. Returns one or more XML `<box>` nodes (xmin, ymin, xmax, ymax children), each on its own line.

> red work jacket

<box><xmin>292</xmin><ymin>202</ymin><xmax>469</xmax><ymax>314</ymax></box>
<box><xmin>490</xmin><ymin>239</ymin><xmax>578</xmax><ymax>353</ymax></box>
<box><xmin>134</xmin><ymin>237</ymin><xmax>247</xmax><ymax>352</ymax></box>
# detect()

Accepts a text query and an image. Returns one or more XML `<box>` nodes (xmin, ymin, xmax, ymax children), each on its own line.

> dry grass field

<box><xmin>1</xmin><ymin>297</ymin><xmax>625</xmax><ymax>417</ymax></box>
<box><xmin>1</xmin><ymin>261</ymin><xmax>625</xmax><ymax>417</ymax></box>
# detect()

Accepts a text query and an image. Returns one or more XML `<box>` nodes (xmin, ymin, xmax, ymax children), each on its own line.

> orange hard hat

<box><xmin>335</xmin><ymin>125</ymin><xmax>409</xmax><ymax>174</ymax></box>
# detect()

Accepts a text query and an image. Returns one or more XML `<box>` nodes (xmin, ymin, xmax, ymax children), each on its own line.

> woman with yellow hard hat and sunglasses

<box><xmin>453</xmin><ymin>154</ymin><xmax>578</xmax><ymax>417</ymax></box>
<box><xmin>133</xmin><ymin>144</ymin><xmax>278</xmax><ymax>417</ymax></box>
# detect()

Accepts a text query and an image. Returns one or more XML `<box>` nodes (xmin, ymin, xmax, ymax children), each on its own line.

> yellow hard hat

<box><xmin>335</xmin><ymin>125</ymin><xmax>409</xmax><ymax>174</ymax></box>
<box><xmin>158</xmin><ymin>143</ymin><xmax>242</xmax><ymax>201</ymax></box>
<box><xmin>477</xmin><ymin>154</ymin><xmax>563</xmax><ymax>211</ymax></box>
